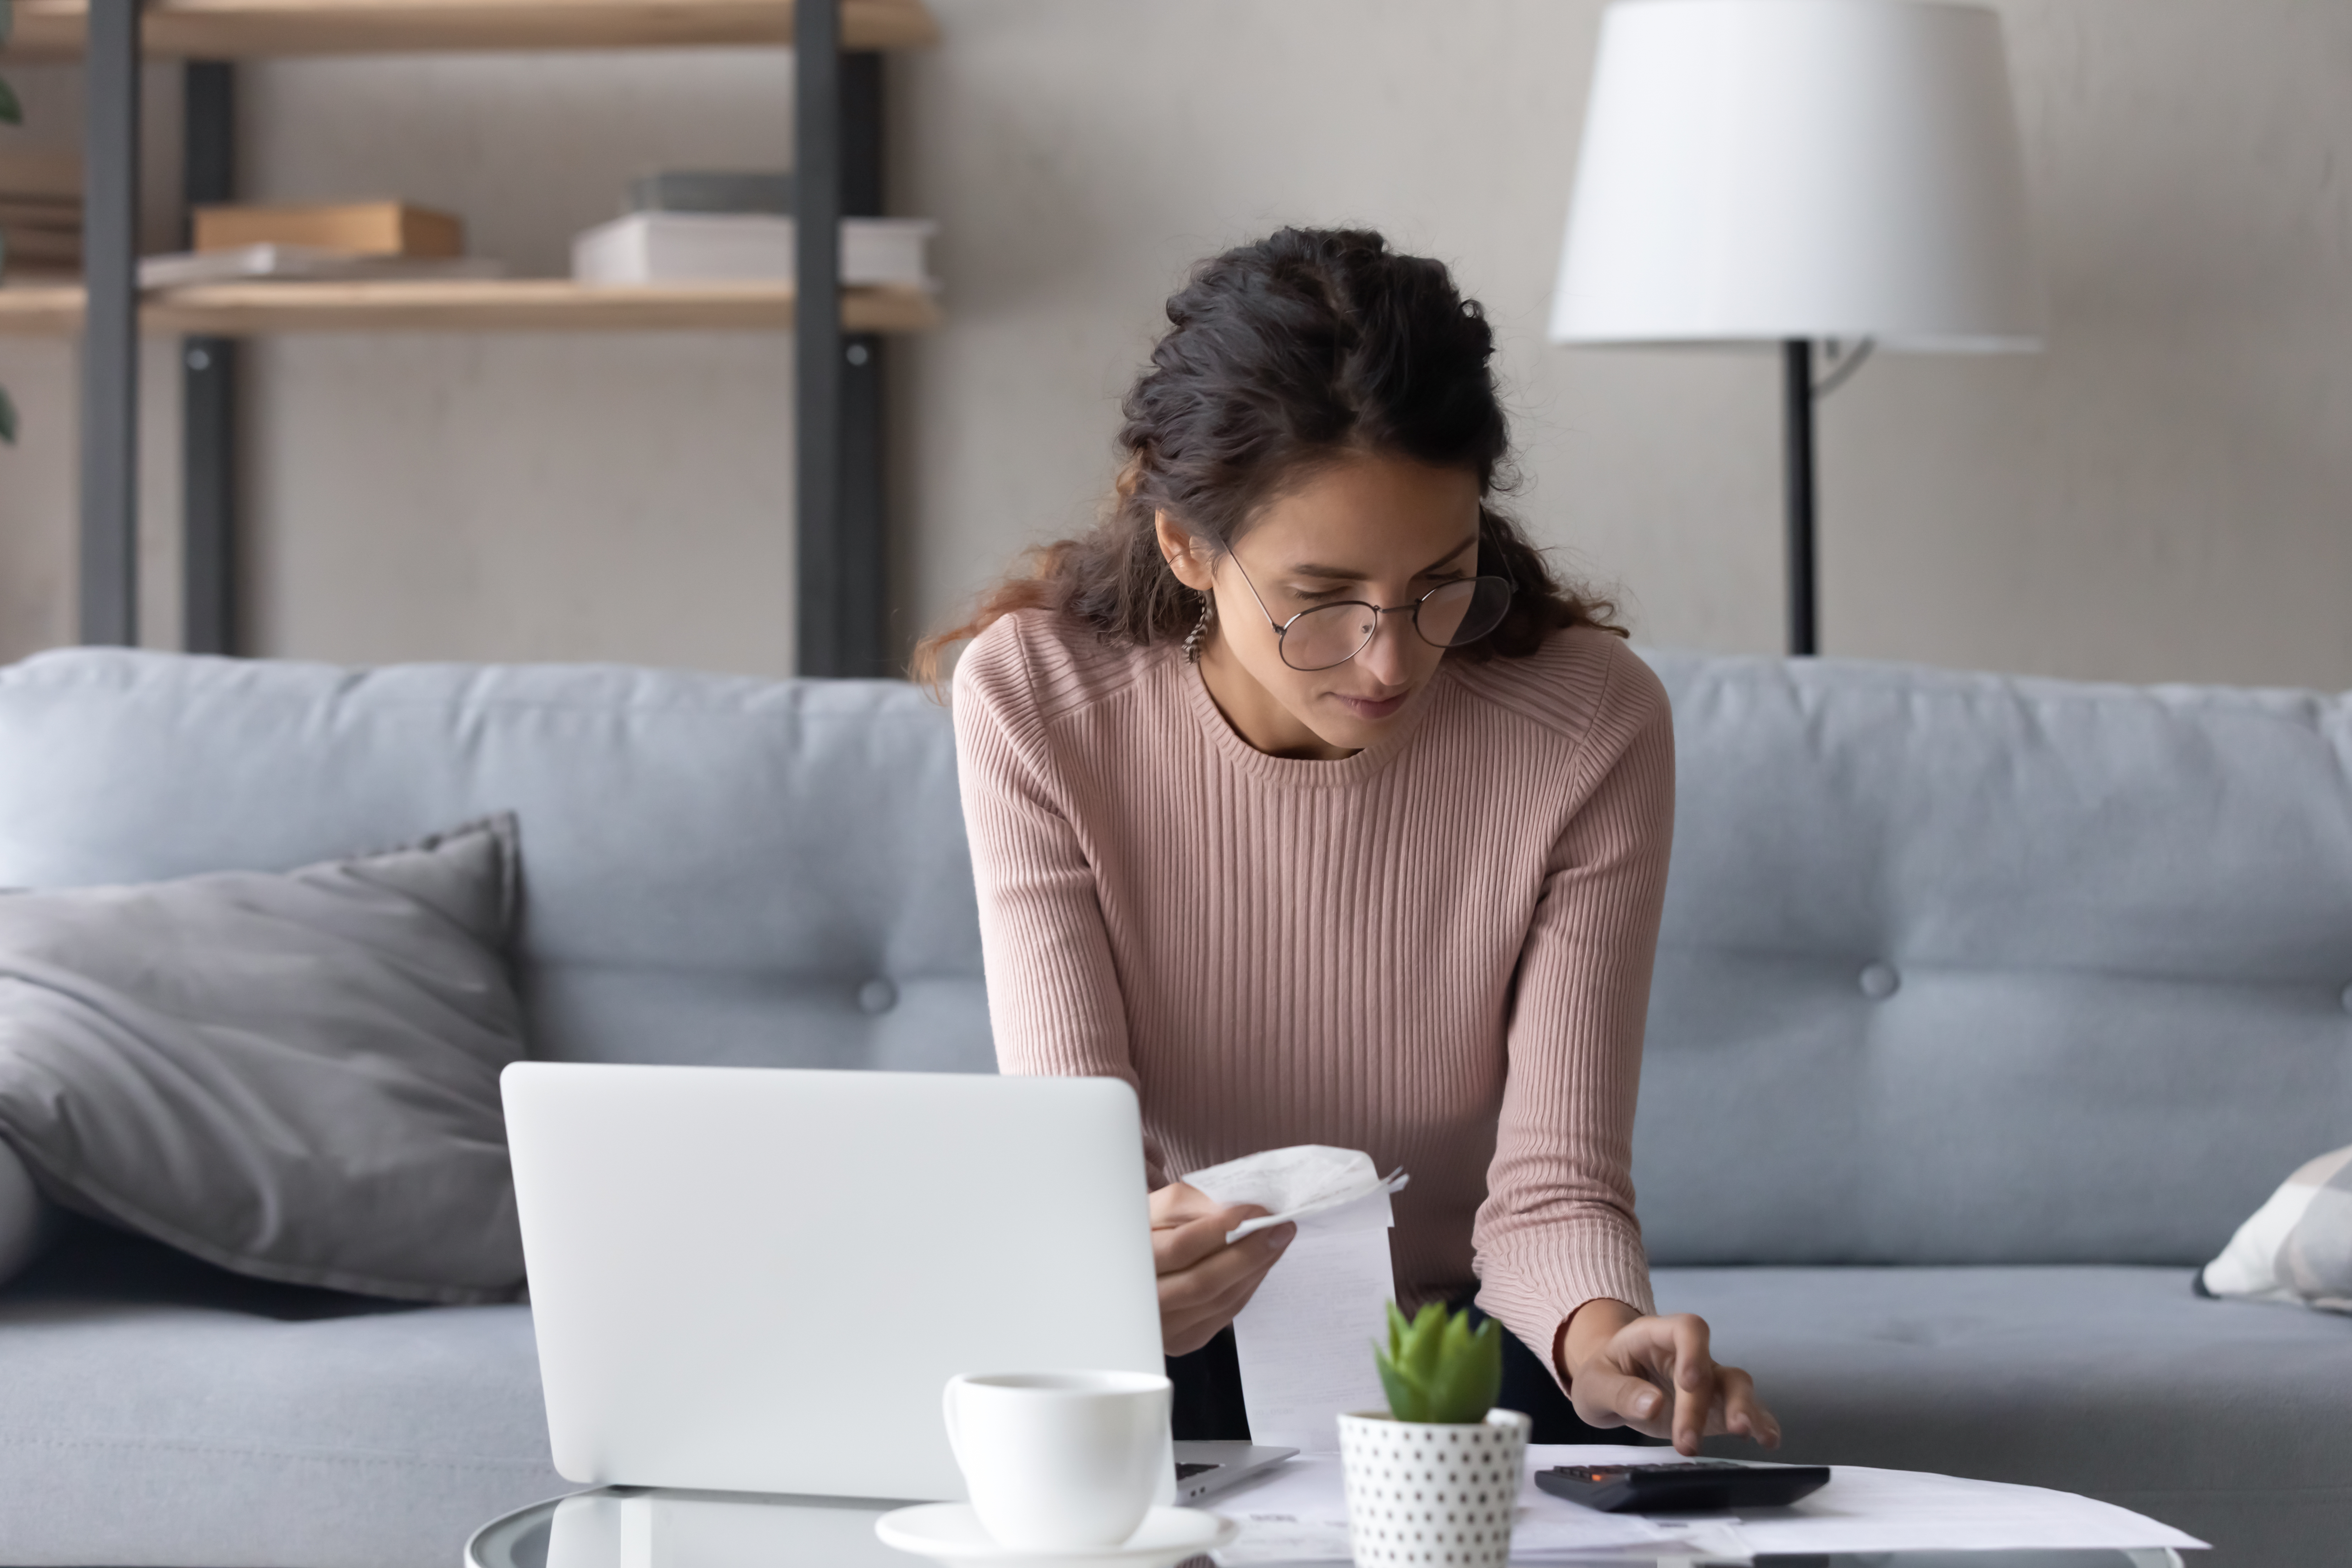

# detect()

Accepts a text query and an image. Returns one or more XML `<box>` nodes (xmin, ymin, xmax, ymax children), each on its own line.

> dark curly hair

<box><xmin>913</xmin><ymin>227</ymin><xmax>1621</xmax><ymax>688</ymax></box>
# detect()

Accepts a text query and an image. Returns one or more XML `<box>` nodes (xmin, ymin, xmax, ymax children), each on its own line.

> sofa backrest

<box><xmin>4</xmin><ymin>647</ymin><xmax>2346</xmax><ymax>1269</ymax></box>
<box><xmin>1636</xmin><ymin>650</ymin><xmax>2352</xmax><ymax>1268</ymax></box>
<box><xmin>0</xmin><ymin>651</ymin><xmax>992</xmax><ymax>1075</ymax></box>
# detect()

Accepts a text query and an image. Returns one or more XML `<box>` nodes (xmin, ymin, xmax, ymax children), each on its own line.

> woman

<box><xmin>922</xmin><ymin>228</ymin><xmax>1777</xmax><ymax>1456</ymax></box>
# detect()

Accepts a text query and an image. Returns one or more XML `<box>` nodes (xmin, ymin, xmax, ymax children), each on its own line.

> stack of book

<box><xmin>192</xmin><ymin>200</ymin><xmax>467</xmax><ymax>257</ymax></box>
<box><xmin>138</xmin><ymin>201</ymin><xmax>502</xmax><ymax>286</ymax></box>
<box><xmin>573</xmin><ymin>168</ymin><xmax>935</xmax><ymax>289</ymax></box>
<box><xmin>0</xmin><ymin>149</ymin><xmax>83</xmax><ymax>279</ymax></box>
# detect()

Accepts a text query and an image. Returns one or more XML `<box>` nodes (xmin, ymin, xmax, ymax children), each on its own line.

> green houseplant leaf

<box><xmin>1371</xmin><ymin>1301</ymin><xmax>1503</xmax><ymax>1424</ymax></box>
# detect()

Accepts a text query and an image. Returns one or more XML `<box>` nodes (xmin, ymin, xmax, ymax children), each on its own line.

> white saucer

<box><xmin>875</xmin><ymin>1504</ymin><xmax>1238</xmax><ymax>1568</ymax></box>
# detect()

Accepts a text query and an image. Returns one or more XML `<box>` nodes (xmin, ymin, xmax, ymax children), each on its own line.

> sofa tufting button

<box><xmin>857</xmin><ymin>979</ymin><xmax>898</xmax><ymax>1015</ymax></box>
<box><xmin>1859</xmin><ymin>963</ymin><xmax>1900</xmax><ymax>1000</ymax></box>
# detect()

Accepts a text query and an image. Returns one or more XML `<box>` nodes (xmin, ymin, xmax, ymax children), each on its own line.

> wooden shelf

<box><xmin>0</xmin><ymin>278</ymin><xmax>944</xmax><ymax>334</ymax></box>
<box><xmin>0</xmin><ymin>0</ymin><xmax>938</xmax><ymax>60</ymax></box>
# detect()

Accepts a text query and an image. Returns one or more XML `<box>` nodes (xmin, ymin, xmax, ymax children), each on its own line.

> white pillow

<box><xmin>2199</xmin><ymin>1145</ymin><xmax>2352</xmax><ymax>1313</ymax></box>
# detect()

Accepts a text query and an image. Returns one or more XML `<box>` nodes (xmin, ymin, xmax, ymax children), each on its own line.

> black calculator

<box><xmin>1536</xmin><ymin>1460</ymin><xmax>1831</xmax><ymax>1513</ymax></box>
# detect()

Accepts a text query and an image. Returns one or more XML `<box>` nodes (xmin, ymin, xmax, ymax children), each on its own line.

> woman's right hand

<box><xmin>1152</xmin><ymin>1181</ymin><xmax>1296</xmax><ymax>1356</ymax></box>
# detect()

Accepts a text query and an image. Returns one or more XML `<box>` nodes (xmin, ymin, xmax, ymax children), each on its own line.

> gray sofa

<box><xmin>0</xmin><ymin>647</ymin><xmax>2343</xmax><ymax>1568</ymax></box>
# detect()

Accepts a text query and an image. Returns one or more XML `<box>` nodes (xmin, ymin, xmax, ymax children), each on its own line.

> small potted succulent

<box><xmin>1337</xmin><ymin>1303</ymin><xmax>1531</xmax><ymax>1568</ymax></box>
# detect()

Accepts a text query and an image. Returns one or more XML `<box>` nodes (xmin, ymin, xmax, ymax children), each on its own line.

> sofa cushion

<box><xmin>0</xmin><ymin>1225</ymin><xmax>562</xmax><ymax>1568</ymax></box>
<box><xmin>1656</xmin><ymin>1263</ymin><xmax>2352</xmax><ymax>1566</ymax></box>
<box><xmin>0</xmin><ymin>651</ymin><xmax>991</xmax><ymax>1077</ymax></box>
<box><xmin>0</xmin><ymin>817</ymin><xmax>527</xmax><ymax>1303</ymax></box>
<box><xmin>1636</xmin><ymin>651</ymin><xmax>2352</xmax><ymax>1268</ymax></box>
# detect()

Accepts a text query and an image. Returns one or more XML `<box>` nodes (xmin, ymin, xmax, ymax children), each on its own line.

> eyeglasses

<box><xmin>1226</xmin><ymin>554</ymin><xmax>1515</xmax><ymax>672</ymax></box>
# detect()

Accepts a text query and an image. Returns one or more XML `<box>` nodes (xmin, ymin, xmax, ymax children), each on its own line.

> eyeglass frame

<box><xmin>1220</xmin><ymin>549</ymin><xmax>1516</xmax><ymax>672</ymax></box>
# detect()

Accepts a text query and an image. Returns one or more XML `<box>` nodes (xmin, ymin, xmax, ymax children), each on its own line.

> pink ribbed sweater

<box><xmin>952</xmin><ymin>609</ymin><xmax>1671</xmax><ymax>1366</ymax></box>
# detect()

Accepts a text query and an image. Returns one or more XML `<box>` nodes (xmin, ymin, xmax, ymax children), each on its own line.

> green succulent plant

<box><xmin>1373</xmin><ymin>1301</ymin><xmax>1503</xmax><ymax>1425</ymax></box>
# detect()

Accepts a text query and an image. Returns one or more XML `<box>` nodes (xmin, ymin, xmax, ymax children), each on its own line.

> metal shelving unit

<box><xmin>6</xmin><ymin>0</ymin><xmax>938</xmax><ymax>677</ymax></box>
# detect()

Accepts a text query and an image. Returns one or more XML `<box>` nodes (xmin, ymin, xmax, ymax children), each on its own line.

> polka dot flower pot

<box><xmin>1336</xmin><ymin>1408</ymin><xmax>1531</xmax><ymax>1568</ymax></box>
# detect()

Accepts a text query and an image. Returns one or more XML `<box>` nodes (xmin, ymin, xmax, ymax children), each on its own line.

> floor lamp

<box><xmin>1550</xmin><ymin>0</ymin><xmax>2042</xmax><ymax>656</ymax></box>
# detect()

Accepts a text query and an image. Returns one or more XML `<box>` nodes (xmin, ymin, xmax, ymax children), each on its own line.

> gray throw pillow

<box><xmin>0</xmin><ymin>1136</ymin><xmax>51</xmax><ymax>1287</ymax></box>
<box><xmin>2198</xmin><ymin>1144</ymin><xmax>2352</xmax><ymax>1314</ymax></box>
<box><xmin>0</xmin><ymin>817</ymin><xmax>528</xmax><ymax>1303</ymax></box>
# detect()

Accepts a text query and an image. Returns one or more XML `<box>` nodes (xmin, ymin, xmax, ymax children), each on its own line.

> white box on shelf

<box><xmin>570</xmin><ymin>213</ymin><xmax>936</xmax><ymax>288</ymax></box>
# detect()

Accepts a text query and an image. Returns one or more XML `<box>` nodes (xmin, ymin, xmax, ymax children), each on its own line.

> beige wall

<box><xmin>0</xmin><ymin>64</ymin><xmax>191</xmax><ymax>657</ymax></box>
<box><xmin>1</xmin><ymin>1</ymin><xmax>2348</xmax><ymax>688</ymax></box>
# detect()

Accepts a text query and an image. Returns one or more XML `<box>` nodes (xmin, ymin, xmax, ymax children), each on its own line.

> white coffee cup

<box><xmin>941</xmin><ymin>1370</ymin><xmax>1173</xmax><ymax>1550</ymax></box>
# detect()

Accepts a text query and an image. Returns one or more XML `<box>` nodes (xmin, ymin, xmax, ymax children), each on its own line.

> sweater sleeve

<box><xmin>1471</xmin><ymin>644</ymin><xmax>1674</xmax><ymax>1376</ymax></box>
<box><xmin>951</xmin><ymin>620</ymin><xmax>1168</xmax><ymax>1186</ymax></box>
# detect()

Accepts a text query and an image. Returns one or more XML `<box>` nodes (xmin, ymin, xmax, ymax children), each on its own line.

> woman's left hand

<box><xmin>1556</xmin><ymin>1300</ymin><xmax>1781</xmax><ymax>1456</ymax></box>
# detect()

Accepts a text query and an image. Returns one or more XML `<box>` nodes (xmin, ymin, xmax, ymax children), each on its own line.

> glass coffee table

<box><xmin>465</xmin><ymin>1487</ymin><xmax>2190</xmax><ymax>1568</ymax></box>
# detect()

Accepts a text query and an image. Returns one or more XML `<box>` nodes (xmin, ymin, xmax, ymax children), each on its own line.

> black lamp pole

<box><xmin>795</xmin><ymin>0</ymin><xmax>845</xmax><ymax>676</ymax></box>
<box><xmin>1781</xmin><ymin>338</ymin><xmax>1817</xmax><ymax>658</ymax></box>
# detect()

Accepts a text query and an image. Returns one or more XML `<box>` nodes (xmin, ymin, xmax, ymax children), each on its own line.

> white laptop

<box><xmin>503</xmin><ymin>1063</ymin><xmax>1293</xmax><ymax>1505</ymax></box>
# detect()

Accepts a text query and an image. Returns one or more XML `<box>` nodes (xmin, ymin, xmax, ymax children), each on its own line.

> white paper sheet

<box><xmin>1184</xmin><ymin>1145</ymin><xmax>1409</xmax><ymax>1243</ymax></box>
<box><xmin>1722</xmin><ymin>1461</ymin><xmax>2209</xmax><ymax>1556</ymax></box>
<box><xmin>1184</xmin><ymin>1147</ymin><xmax>1410</xmax><ymax>1451</ymax></box>
<box><xmin>1516</xmin><ymin>1445</ymin><xmax>2208</xmax><ymax>1557</ymax></box>
<box><xmin>1209</xmin><ymin>1445</ymin><xmax>2205</xmax><ymax>1563</ymax></box>
<box><xmin>1226</xmin><ymin>1189</ymin><xmax>1397</xmax><ymax>1450</ymax></box>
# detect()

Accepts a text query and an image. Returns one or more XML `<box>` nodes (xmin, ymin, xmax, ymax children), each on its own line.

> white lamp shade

<box><xmin>1551</xmin><ymin>0</ymin><xmax>2042</xmax><ymax>350</ymax></box>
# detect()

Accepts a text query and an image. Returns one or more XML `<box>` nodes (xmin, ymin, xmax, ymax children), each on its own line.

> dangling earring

<box><xmin>1183</xmin><ymin>595</ymin><xmax>1214</xmax><ymax>664</ymax></box>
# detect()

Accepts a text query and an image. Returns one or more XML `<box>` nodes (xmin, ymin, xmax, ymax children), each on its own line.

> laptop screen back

<box><xmin>504</xmin><ymin>1064</ymin><xmax>1163</xmax><ymax>1501</ymax></box>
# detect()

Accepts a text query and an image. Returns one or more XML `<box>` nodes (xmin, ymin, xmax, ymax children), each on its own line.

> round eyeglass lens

<box><xmin>1280</xmin><ymin>602</ymin><xmax>1382</xmax><ymax>671</ymax></box>
<box><xmin>1415</xmin><ymin>576</ymin><xmax>1512</xmax><ymax>648</ymax></box>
